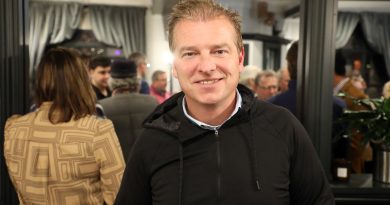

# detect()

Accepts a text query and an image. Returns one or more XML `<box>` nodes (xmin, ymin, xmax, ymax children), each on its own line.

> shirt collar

<box><xmin>182</xmin><ymin>89</ymin><xmax>242</xmax><ymax>130</ymax></box>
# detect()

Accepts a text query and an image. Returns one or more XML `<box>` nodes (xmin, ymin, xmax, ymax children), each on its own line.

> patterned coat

<box><xmin>4</xmin><ymin>102</ymin><xmax>125</xmax><ymax>205</ymax></box>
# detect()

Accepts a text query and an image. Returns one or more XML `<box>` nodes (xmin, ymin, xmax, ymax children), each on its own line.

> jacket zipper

<box><xmin>215</xmin><ymin>129</ymin><xmax>221</xmax><ymax>204</ymax></box>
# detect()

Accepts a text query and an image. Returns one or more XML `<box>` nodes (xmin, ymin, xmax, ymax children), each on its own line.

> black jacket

<box><xmin>115</xmin><ymin>85</ymin><xmax>335</xmax><ymax>205</ymax></box>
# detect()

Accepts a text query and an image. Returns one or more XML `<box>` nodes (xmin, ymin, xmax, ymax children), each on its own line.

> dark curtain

<box><xmin>361</xmin><ymin>12</ymin><xmax>390</xmax><ymax>78</ymax></box>
<box><xmin>89</xmin><ymin>6</ymin><xmax>146</xmax><ymax>56</ymax></box>
<box><xmin>29</xmin><ymin>2</ymin><xmax>82</xmax><ymax>76</ymax></box>
<box><xmin>336</xmin><ymin>12</ymin><xmax>360</xmax><ymax>49</ymax></box>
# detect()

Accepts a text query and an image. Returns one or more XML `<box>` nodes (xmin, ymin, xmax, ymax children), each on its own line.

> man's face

<box><xmin>255</xmin><ymin>76</ymin><xmax>279</xmax><ymax>100</ymax></box>
<box><xmin>153</xmin><ymin>73</ymin><xmax>168</xmax><ymax>92</ymax></box>
<box><xmin>172</xmin><ymin>17</ymin><xmax>244</xmax><ymax>109</ymax></box>
<box><xmin>89</xmin><ymin>66</ymin><xmax>111</xmax><ymax>89</ymax></box>
<box><xmin>279</xmin><ymin>68</ymin><xmax>290</xmax><ymax>92</ymax></box>
<box><xmin>138</xmin><ymin>61</ymin><xmax>147</xmax><ymax>78</ymax></box>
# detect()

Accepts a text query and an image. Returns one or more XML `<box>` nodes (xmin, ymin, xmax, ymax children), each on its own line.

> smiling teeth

<box><xmin>200</xmin><ymin>80</ymin><xmax>218</xmax><ymax>84</ymax></box>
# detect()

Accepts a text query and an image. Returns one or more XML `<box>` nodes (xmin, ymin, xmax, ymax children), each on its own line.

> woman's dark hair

<box><xmin>286</xmin><ymin>41</ymin><xmax>298</xmax><ymax>80</ymax></box>
<box><xmin>335</xmin><ymin>50</ymin><xmax>346</xmax><ymax>76</ymax></box>
<box><xmin>35</xmin><ymin>47</ymin><xmax>97</xmax><ymax>123</ymax></box>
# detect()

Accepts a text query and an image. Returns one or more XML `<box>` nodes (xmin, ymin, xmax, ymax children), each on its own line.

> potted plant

<box><xmin>338</xmin><ymin>96</ymin><xmax>390</xmax><ymax>183</ymax></box>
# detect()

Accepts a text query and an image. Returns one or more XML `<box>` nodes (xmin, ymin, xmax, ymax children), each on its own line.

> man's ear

<box><xmin>172</xmin><ymin>64</ymin><xmax>178</xmax><ymax>79</ymax></box>
<box><xmin>238</xmin><ymin>47</ymin><xmax>245</xmax><ymax>72</ymax></box>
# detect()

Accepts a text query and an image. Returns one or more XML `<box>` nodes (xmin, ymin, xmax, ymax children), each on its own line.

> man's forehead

<box><xmin>172</xmin><ymin>17</ymin><xmax>238</xmax><ymax>50</ymax></box>
<box><xmin>261</xmin><ymin>75</ymin><xmax>277</xmax><ymax>82</ymax></box>
<box><xmin>94</xmin><ymin>66</ymin><xmax>111</xmax><ymax>72</ymax></box>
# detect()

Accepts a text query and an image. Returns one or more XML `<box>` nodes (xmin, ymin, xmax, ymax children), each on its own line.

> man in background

<box><xmin>89</xmin><ymin>56</ymin><xmax>112</xmax><ymax>100</ymax></box>
<box><xmin>129</xmin><ymin>52</ymin><xmax>150</xmax><ymax>94</ymax></box>
<box><xmin>99</xmin><ymin>60</ymin><xmax>158</xmax><ymax>161</ymax></box>
<box><xmin>278</xmin><ymin>67</ymin><xmax>290</xmax><ymax>93</ymax></box>
<box><xmin>254</xmin><ymin>70</ymin><xmax>279</xmax><ymax>100</ymax></box>
<box><xmin>239</xmin><ymin>65</ymin><xmax>262</xmax><ymax>92</ymax></box>
<box><xmin>150</xmin><ymin>70</ymin><xmax>172</xmax><ymax>104</ymax></box>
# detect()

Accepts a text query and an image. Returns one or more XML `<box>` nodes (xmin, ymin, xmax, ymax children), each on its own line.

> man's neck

<box><xmin>152</xmin><ymin>85</ymin><xmax>166</xmax><ymax>96</ymax></box>
<box><xmin>92</xmin><ymin>83</ymin><xmax>108</xmax><ymax>95</ymax></box>
<box><xmin>185</xmin><ymin>95</ymin><xmax>237</xmax><ymax>126</ymax></box>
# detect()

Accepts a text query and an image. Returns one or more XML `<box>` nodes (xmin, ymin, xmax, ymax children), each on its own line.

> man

<box><xmin>333</xmin><ymin>51</ymin><xmax>371</xmax><ymax>173</ymax></box>
<box><xmin>150</xmin><ymin>70</ymin><xmax>172</xmax><ymax>104</ymax></box>
<box><xmin>115</xmin><ymin>1</ymin><xmax>334</xmax><ymax>204</ymax></box>
<box><xmin>254</xmin><ymin>70</ymin><xmax>279</xmax><ymax>100</ymax></box>
<box><xmin>128</xmin><ymin>52</ymin><xmax>150</xmax><ymax>94</ymax></box>
<box><xmin>278</xmin><ymin>67</ymin><xmax>290</xmax><ymax>92</ymax></box>
<box><xmin>89</xmin><ymin>56</ymin><xmax>112</xmax><ymax>100</ymax></box>
<box><xmin>98</xmin><ymin>60</ymin><xmax>158</xmax><ymax>161</ymax></box>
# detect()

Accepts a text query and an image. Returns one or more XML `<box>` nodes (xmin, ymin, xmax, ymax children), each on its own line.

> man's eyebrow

<box><xmin>177</xmin><ymin>44</ymin><xmax>231</xmax><ymax>53</ymax></box>
<box><xmin>178</xmin><ymin>46</ymin><xmax>197</xmax><ymax>54</ymax></box>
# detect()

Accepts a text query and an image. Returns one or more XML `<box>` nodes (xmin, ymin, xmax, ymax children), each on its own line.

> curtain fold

<box><xmin>335</xmin><ymin>12</ymin><xmax>360</xmax><ymax>49</ymax></box>
<box><xmin>361</xmin><ymin>12</ymin><xmax>390</xmax><ymax>77</ymax></box>
<box><xmin>89</xmin><ymin>6</ymin><xmax>146</xmax><ymax>57</ymax></box>
<box><xmin>29</xmin><ymin>2</ymin><xmax>82</xmax><ymax>76</ymax></box>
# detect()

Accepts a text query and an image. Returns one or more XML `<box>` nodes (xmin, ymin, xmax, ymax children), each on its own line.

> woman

<box><xmin>4</xmin><ymin>48</ymin><xmax>125</xmax><ymax>205</ymax></box>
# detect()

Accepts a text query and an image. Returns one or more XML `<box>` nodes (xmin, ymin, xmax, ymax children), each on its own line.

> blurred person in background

<box><xmin>383</xmin><ymin>81</ymin><xmax>390</xmax><ymax>98</ymax></box>
<box><xmin>150</xmin><ymin>70</ymin><xmax>172</xmax><ymax>104</ymax></box>
<box><xmin>129</xmin><ymin>52</ymin><xmax>150</xmax><ymax>94</ymax></box>
<box><xmin>239</xmin><ymin>65</ymin><xmax>262</xmax><ymax>92</ymax></box>
<box><xmin>89</xmin><ymin>56</ymin><xmax>112</xmax><ymax>100</ymax></box>
<box><xmin>254</xmin><ymin>70</ymin><xmax>279</xmax><ymax>100</ymax></box>
<box><xmin>350</xmin><ymin>70</ymin><xmax>367</xmax><ymax>93</ymax></box>
<box><xmin>278</xmin><ymin>67</ymin><xmax>290</xmax><ymax>93</ymax></box>
<box><xmin>333</xmin><ymin>50</ymin><xmax>371</xmax><ymax>173</ymax></box>
<box><xmin>4</xmin><ymin>47</ymin><xmax>125</xmax><ymax>205</ymax></box>
<box><xmin>99</xmin><ymin>60</ymin><xmax>158</xmax><ymax>160</ymax></box>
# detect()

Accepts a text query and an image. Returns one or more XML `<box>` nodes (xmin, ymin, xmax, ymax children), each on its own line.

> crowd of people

<box><xmin>4</xmin><ymin>0</ymin><xmax>390</xmax><ymax>204</ymax></box>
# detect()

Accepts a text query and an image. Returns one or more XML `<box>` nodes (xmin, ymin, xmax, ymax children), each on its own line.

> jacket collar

<box><xmin>143</xmin><ymin>84</ymin><xmax>256</xmax><ymax>142</ymax></box>
<box><xmin>181</xmin><ymin>89</ymin><xmax>242</xmax><ymax>130</ymax></box>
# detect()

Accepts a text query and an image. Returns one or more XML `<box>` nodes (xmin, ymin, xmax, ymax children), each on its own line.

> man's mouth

<box><xmin>199</xmin><ymin>79</ymin><xmax>220</xmax><ymax>84</ymax></box>
<box><xmin>196</xmin><ymin>78</ymin><xmax>223</xmax><ymax>85</ymax></box>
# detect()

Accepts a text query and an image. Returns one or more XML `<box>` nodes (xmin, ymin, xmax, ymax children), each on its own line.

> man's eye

<box><xmin>214</xmin><ymin>50</ymin><xmax>227</xmax><ymax>55</ymax></box>
<box><xmin>182</xmin><ymin>52</ymin><xmax>196</xmax><ymax>57</ymax></box>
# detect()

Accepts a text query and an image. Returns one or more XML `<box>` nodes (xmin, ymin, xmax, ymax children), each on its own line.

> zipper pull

<box><xmin>214</xmin><ymin>129</ymin><xmax>219</xmax><ymax>136</ymax></box>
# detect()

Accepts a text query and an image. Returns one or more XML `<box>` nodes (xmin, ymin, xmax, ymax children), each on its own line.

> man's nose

<box><xmin>270</xmin><ymin>87</ymin><xmax>278</xmax><ymax>94</ymax></box>
<box><xmin>198</xmin><ymin>54</ymin><xmax>216</xmax><ymax>73</ymax></box>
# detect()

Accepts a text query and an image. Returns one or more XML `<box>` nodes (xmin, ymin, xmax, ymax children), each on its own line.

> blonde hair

<box><xmin>254</xmin><ymin>70</ymin><xmax>278</xmax><ymax>87</ymax></box>
<box><xmin>35</xmin><ymin>47</ymin><xmax>96</xmax><ymax>123</ymax></box>
<box><xmin>239</xmin><ymin>65</ymin><xmax>262</xmax><ymax>87</ymax></box>
<box><xmin>383</xmin><ymin>81</ymin><xmax>390</xmax><ymax>99</ymax></box>
<box><xmin>128</xmin><ymin>52</ymin><xmax>146</xmax><ymax>66</ymax></box>
<box><xmin>168</xmin><ymin>0</ymin><xmax>243</xmax><ymax>52</ymax></box>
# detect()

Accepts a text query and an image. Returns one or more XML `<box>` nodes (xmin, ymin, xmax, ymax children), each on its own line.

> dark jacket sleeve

<box><xmin>288</xmin><ymin>113</ymin><xmax>335</xmax><ymax>205</ymax></box>
<box><xmin>114</xmin><ymin>134</ymin><xmax>153</xmax><ymax>205</ymax></box>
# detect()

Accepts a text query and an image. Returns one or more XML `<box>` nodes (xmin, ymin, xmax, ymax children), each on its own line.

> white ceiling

<box><xmin>30</xmin><ymin>0</ymin><xmax>153</xmax><ymax>7</ymax></box>
<box><xmin>30</xmin><ymin>0</ymin><xmax>390</xmax><ymax>13</ymax></box>
<box><xmin>338</xmin><ymin>1</ymin><xmax>390</xmax><ymax>13</ymax></box>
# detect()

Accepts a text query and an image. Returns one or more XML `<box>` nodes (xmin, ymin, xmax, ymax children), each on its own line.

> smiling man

<box><xmin>114</xmin><ymin>0</ymin><xmax>334</xmax><ymax>204</ymax></box>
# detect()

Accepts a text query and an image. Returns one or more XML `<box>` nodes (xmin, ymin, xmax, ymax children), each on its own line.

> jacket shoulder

<box><xmin>250</xmin><ymin>100</ymin><xmax>305</xmax><ymax>144</ymax></box>
<box><xmin>252</xmin><ymin>100</ymin><xmax>297</xmax><ymax>127</ymax></box>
